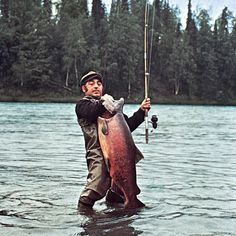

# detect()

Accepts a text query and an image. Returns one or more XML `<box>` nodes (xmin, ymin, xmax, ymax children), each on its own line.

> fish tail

<box><xmin>124</xmin><ymin>198</ymin><xmax>145</xmax><ymax>209</ymax></box>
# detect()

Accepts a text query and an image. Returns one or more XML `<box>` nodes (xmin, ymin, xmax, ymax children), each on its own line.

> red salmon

<box><xmin>97</xmin><ymin>99</ymin><xmax>145</xmax><ymax>209</ymax></box>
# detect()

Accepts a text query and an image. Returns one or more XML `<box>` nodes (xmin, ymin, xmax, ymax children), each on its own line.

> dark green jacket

<box><xmin>75</xmin><ymin>96</ymin><xmax>145</xmax><ymax>166</ymax></box>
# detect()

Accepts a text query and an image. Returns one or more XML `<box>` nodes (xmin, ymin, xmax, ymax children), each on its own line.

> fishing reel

<box><xmin>144</xmin><ymin>114</ymin><xmax>158</xmax><ymax>143</ymax></box>
<box><xmin>149</xmin><ymin>115</ymin><xmax>158</xmax><ymax>130</ymax></box>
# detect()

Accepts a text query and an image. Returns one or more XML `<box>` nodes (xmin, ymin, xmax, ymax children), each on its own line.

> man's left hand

<box><xmin>101</xmin><ymin>94</ymin><xmax>116</xmax><ymax>114</ymax></box>
<box><xmin>140</xmin><ymin>98</ymin><xmax>151</xmax><ymax>111</ymax></box>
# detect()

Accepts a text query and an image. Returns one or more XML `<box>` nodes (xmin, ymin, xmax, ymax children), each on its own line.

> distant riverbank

<box><xmin>0</xmin><ymin>90</ymin><xmax>236</xmax><ymax>105</ymax></box>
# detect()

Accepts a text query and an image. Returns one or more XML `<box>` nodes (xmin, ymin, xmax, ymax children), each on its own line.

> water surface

<box><xmin>0</xmin><ymin>102</ymin><xmax>236</xmax><ymax>235</ymax></box>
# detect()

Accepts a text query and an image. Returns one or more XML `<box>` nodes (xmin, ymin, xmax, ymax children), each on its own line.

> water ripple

<box><xmin>1</xmin><ymin>103</ymin><xmax>236</xmax><ymax>235</ymax></box>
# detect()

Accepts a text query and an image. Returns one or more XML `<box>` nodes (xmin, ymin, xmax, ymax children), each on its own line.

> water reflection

<box><xmin>78</xmin><ymin>205</ymin><xmax>143</xmax><ymax>236</ymax></box>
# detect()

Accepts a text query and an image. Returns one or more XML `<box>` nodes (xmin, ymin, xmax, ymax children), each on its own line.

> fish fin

<box><xmin>111</xmin><ymin>181</ymin><xmax>124</xmax><ymax>197</ymax></box>
<box><xmin>135</xmin><ymin>186</ymin><xmax>141</xmax><ymax>195</ymax></box>
<box><xmin>103</xmin><ymin>158</ymin><xmax>111</xmax><ymax>172</ymax></box>
<box><xmin>101</xmin><ymin>120</ymin><xmax>109</xmax><ymax>135</ymax></box>
<box><xmin>125</xmin><ymin>198</ymin><xmax>145</xmax><ymax>209</ymax></box>
<box><xmin>135</xmin><ymin>146</ymin><xmax>144</xmax><ymax>163</ymax></box>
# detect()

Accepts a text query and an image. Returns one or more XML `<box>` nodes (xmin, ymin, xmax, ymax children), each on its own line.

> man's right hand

<box><xmin>140</xmin><ymin>98</ymin><xmax>151</xmax><ymax>111</ymax></box>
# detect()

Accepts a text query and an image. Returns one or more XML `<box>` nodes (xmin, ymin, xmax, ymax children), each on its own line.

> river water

<box><xmin>0</xmin><ymin>102</ymin><xmax>236</xmax><ymax>236</ymax></box>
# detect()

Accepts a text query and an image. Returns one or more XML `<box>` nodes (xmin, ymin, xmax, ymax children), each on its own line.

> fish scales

<box><xmin>97</xmin><ymin>99</ymin><xmax>145</xmax><ymax>209</ymax></box>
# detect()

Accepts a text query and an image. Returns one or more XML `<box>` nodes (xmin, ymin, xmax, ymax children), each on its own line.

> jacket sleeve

<box><xmin>124</xmin><ymin>108</ymin><xmax>145</xmax><ymax>132</ymax></box>
<box><xmin>75</xmin><ymin>98</ymin><xmax>106</xmax><ymax>122</ymax></box>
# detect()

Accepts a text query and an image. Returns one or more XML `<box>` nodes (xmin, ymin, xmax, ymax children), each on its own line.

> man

<box><xmin>75</xmin><ymin>71</ymin><xmax>151</xmax><ymax>208</ymax></box>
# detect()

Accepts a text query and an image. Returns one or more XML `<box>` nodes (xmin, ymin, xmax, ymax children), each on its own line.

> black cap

<box><xmin>80</xmin><ymin>71</ymin><xmax>103</xmax><ymax>87</ymax></box>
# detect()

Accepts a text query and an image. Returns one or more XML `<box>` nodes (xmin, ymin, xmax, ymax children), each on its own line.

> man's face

<box><xmin>82</xmin><ymin>79</ymin><xmax>103</xmax><ymax>97</ymax></box>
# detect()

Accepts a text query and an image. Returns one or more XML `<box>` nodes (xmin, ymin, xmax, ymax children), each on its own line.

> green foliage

<box><xmin>0</xmin><ymin>0</ymin><xmax>236</xmax><ymax>103</ymax></box>
<box><xmin>10</xmin><ymin>1</ymin><xmax>52</xmax><ymax>90</ymax></box>
<box><xmin>106</xmin><ymin>0</ymin><xmax>143</xmax><ymax>98</ymax></box>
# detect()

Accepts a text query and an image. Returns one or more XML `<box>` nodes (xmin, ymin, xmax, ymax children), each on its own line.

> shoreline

<box><xmin>0</xmin><ymin>94</ymin><xmax>236</xmax><ymax>106</ymax></box>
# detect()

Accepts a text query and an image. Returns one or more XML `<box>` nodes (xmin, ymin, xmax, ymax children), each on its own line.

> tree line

<box><xmin>0</xmin><ymin>0</ymin><xmax>236</xmax><ymax>103</ymax></box>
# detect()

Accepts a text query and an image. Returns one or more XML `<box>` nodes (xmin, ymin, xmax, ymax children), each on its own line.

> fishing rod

<box><xmin>144</xmin><ymin>1</ymin><xmax>157</xmax><ymax>144</ymax></box>
<box><xmin>144</xmin><ymin>1</ymin><xmax>149</xmax><ymax>144</ymax></box>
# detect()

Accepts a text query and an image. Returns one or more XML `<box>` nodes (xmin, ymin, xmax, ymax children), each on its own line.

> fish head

<box><xmin>113</xmin><ymin>98</ymin><xmax>124</xmax><ymax>113</ymax></box>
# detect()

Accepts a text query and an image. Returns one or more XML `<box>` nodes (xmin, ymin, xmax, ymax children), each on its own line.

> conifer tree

<box><xmin>106</xmin><ymin>0</ymin><xmax>143</xmax><ymax>98</ymax></box>
<box><xmin>91</xmin><ymin>0</ymin><xmax>105</xmax><ymax>30</ymax></box>
<box><xmin>10</xmin><ymin>1</ymin><xmax>52</xmax><ymax>90</ymax></box>
<box><xmin>80</xmin><ymin>0</ymin><xmax>89</xmax><ymax>16</ymax></box>
<box><xmin>150</xmin><ymin>0</ymin><xmax>163</xmax><ymax>93</ymax></box>
<box><xmin>42</xmin><ymin>0</ymin><xmax>52</xmax><ymax>19</ymax></box>
<box><xmin>156</xmin><ymin>1</ymin><xmax>180</xmax><ymax>94</ymax></box>
<box><xmin>0</xmin><ymin>0</ymin><xmax>9</xmax><ymax>19</ymax></box>
<box><xmin>230</xmin><ymin>19</ymin><xmax>236</xmax><ymax>97</ymax></box>
<box><xmin>185</xmin><ymin>0</ymin><xmax>197</xmax><ymax>47</ymax></box>
<box><xmin>121</xmin><ymin>0</ymin><xmax>129</xmax><ymax>12</ymax></box>
<box><xmin>91</xmin><ymin>0</ymin><xmax>107</xmax><ymax>73</ymax></box>
<box><xmin>215</xmin><ymin>7</ymin><xmax>232</xmax><ymax>100</ymax></box>
<box><xmin>57</xmin><ymin>0</ymin><xmax>89</xmax><ymax>88</ymax></box>
<box><xmin>167</xmin><ymin>34</ymin><xmax>196</xmax><ymax>97</ymax></box>
<box><xmin>0</xmin><ymin>0</ymin><xmax>236</xmax><ymax>102</ymax></box>
<box><xmin>0</xmin><ymin>0</ymin><xmax>10</xmax><ymax>85</ymax></box>
<box><xmin>196</xmin><ymin>9</ymin><xmax>218</xmax><ymax>99</ymax></box>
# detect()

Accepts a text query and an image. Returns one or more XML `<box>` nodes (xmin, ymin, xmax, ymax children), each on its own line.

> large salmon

<box><xmin>97</xmin><ymin>98</ymin><xmax>145</xmax><ymax>209</ymax></box>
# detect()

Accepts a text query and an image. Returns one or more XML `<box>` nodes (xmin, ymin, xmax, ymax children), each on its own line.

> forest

<box><xmin>0</xmin><ymin>0</ymin><xmax>236</xmax><ymax>104</ymax></box>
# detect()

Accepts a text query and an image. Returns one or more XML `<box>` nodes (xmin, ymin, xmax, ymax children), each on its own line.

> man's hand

<box><xmin>140</xmin><ymin>98</ymin><xmax>151</xmax><ymax>111</ymax></box>
<box><xmin>101</xmin><ymin>94</ymin><xmax>114</xmax><ymax>103</ymax></box>
<box><xmin>101</xmin><ymin>94</ymin><xmax>116</xmax><ymax>114</ymax></box>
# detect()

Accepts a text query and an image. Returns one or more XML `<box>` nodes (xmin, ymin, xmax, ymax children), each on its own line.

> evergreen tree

<box><xmin>91</xmin><ymin>0</ymin><xmax>105</xmax><ymax>30</ymax></box>
<box><xmin>196</xmin><ymin>9</ymin><xmax>218</xmax><ymax>99</ymax></box>
<box><xmin>0</xmin><ymin>0</ymin><xmax>11</xmax><ymax>86</ymax></box>
<box><xmin>90</xmin><ymin>0</ymin><xmax>108</xmax><ymax>73</ymax></box>
<box><xmin>0</xmin><ymin>0</ymin><xmax>236</xmax><ymax>102</ymax></box>
<box><xmin>106</xmin><ymin>0</ymin><xmax>143</xmax><ymax>98</ymax></box>
<box><xmin>166</xmin><ymin>34</ymin><xmax>196</xmax><ymax>97</ymax></box>
<box><xmin>215</xmin><ymin>7</ymin><xmax>232</xmax><ymax>100</ymax></box>
<box><xmin>42</xmin><ymin>0</ymin><xmax>52</xmax><ymax>19</ymax></box>
<box><xmin>62</xmin><ymin>18</ymin><xmax>87</xmax><ymax>88</ymax></box>
<box><xmin>121</xmin><ymin>0</ymin><xmax>129</xmax><ymax>12</ymax></box>
<box><xmin>155</xmin><ymin>1</ymin><xmax>180</xmax><ymax>95</ymax></box>
<box><xmin>57</xmin><ymin>0</ymin><xmax>89</xmax><ymax>89</ymax></box>
<box><xmin>213</xmin><ymin>20</ymin><xmax>218</xmax><ymax>48</ymax></box>
<box><xmin>130</xmin><ymin>0</ymin><xmax>145</xmax><ymax>16</ymax></box>
<box><xmin>154</xmin><ymin>0</ymin><xmax>161</xmax><ymax>19</ymax></box>
<box><xmin>10</xmin><ymin>1</ymin><xmax>35</xmax><ymax>87</ymax></box>
<box><xmin>0</xmin><ymin>0</ymin><xmax>9</xmax><ymax>19</ymax></box>
<box><xmin>80</xmin><ymin>0</ymin><xmax>89</xmax><ymax>16</ymax></box>
<box><xmin>149</xmin><ymin>0</ymin><xmax>163</xmax><ymax>95</ymax></box>
<box><xmin>59</xmin><ymin>0</ymin><xmax>81</xmax><ymax>20</ymax></box>
<box><xmin>230</xmin><ymin>19</ymin><xmax>236</xmax><ymax>97</ymax></box>
<box><xmin>219</xmin><ymin>7</ymin><xmax>229</xmax><ymax>35</ymax></box>
<box><xmin>185</xmin><ymin>0</ymin><xmax>197</xmax><ymax>47</ymax></box>
<box><xmin>6</xmin><ymin>1</ymin><xmax>52</xmax><ymax>90</ymax></box>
